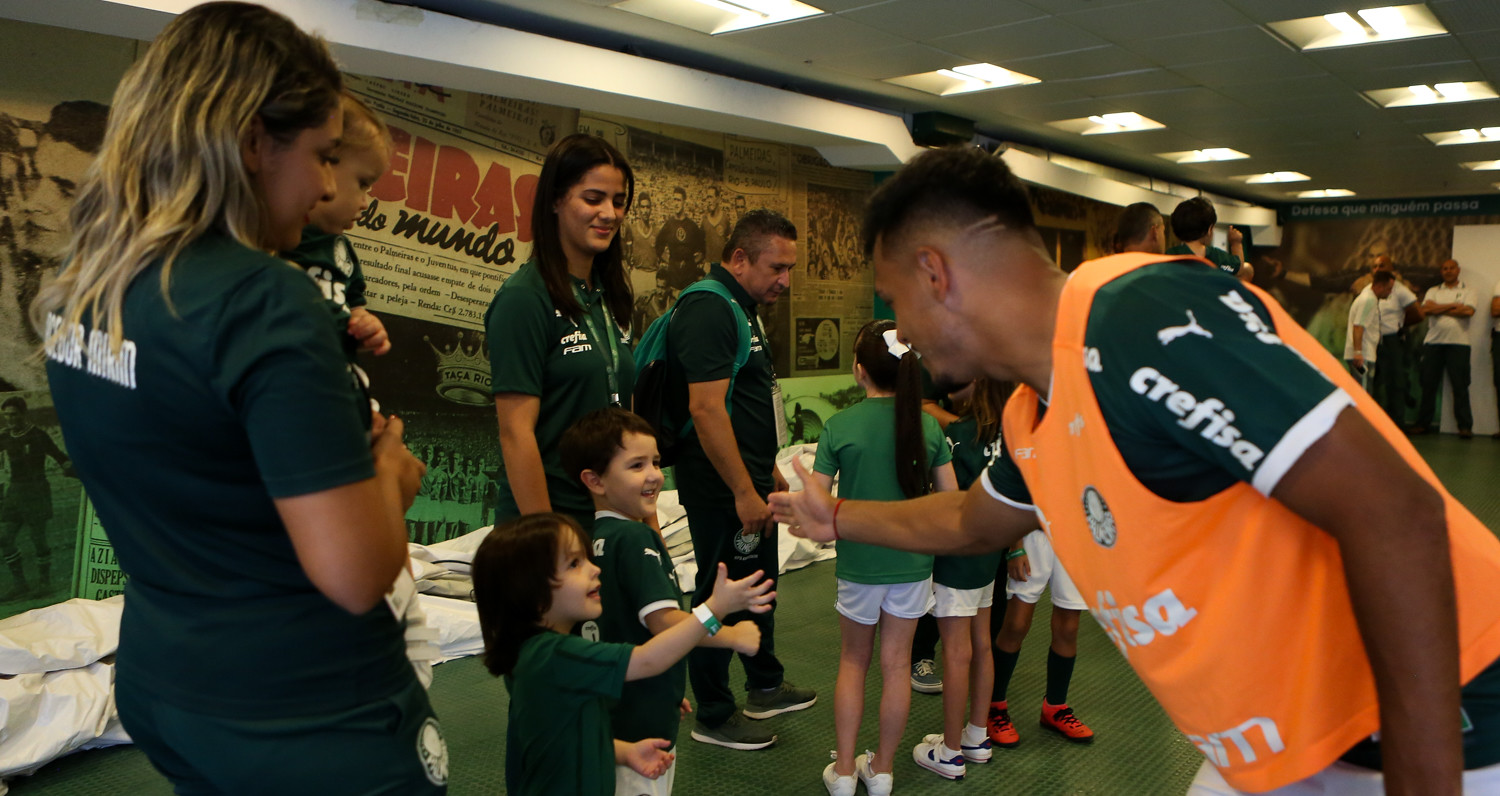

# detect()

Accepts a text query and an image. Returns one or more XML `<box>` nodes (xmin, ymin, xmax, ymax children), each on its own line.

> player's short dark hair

<box><xmin>722</xmin><ymin>209</ymin><xmax>798</xmax><ymax>263</ymax></box>
<box><xmin>1</xmin><ymin>396</ymin><xmax>27</xmax><ymax>412</ymax></box>
<box><xmin>861</xmin><ymin>146</ymin><xmax>1035</xmax><ymax>259</ymax></box>
<box><xmin>472</xmin><ymin>513</ymin><xmax>590</xmax><ymax>677</ymax></box>
<box><xmin>1372</xmin><ymin>270</ymin><xmax>1395</xmax><ymax>286</ymax></box>
<box><xmin>1113</xmin><ymin>202</ymin><xmax>1163</xmax><ymax>253</ymax></box>
<box><xmin>560</xmin><ymin>408</ymin><xmax>657</xmax><ymax>484</ymax></box>
<box><xmin>672</xmin><ymin>186</ymin><xmax>686</xmax><ymax>199</ymax></box>
<box><xmin>1170</xmin><ymin>197</ymin><xmax>1217</xmax><ymax>243</ymax></box>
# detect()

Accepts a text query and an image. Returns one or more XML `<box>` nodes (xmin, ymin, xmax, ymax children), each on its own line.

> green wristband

<box><xmin>1006</xmin><ymin>549</ymin><xmax>1027</xmax><ymax>560</ymax></box>
<box><xmin>693</xmin><ymin>603</ymin><xmax>722</xmax><ymax>635</ymax></box>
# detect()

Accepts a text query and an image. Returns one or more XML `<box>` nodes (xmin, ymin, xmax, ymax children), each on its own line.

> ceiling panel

<box><xmin>839</xmin><ymin>0</ymin><xmax>1045</xmax><ymax>42</ymax></box>
<box><xmin>1001</xmin><ymin>45</ymin><xmax>1158</xmax><ymax>81</ymax></box>
<box><xmin>719</xmin><ymin>14</ymin><xmax>907</xmax><ymax>59</ymax></box>
<box><xmin>1430</xmin><ymin>0</ymin><xmax>1500</xmax><ymax>33</ymax></box>
<box><xmin>1303</xmin><ymin>35</ymin><xmax>1473</xmax><ymax>76</ymax></box>
<box><xmin>813</xmin><ymin>42</ymin><xmax>964</xmax><ymax>80</ymax></box>
<box><xmin>1217</xmin><ymin>0</ymin><xmax>1358</xmax><ymax>24</ymax></box>
<box><xmin>1172</xmin><ymin>53</ymin><xmax>1326</xmax><ymax>86</ymax></box>
<box><xmin>1120</xmin><ymin>26</ymin><xmax>1291</xmax><ymax>68</ymax></box>
<box><xmin>930</xmin><ymin>16</ymin><xmax>1107</xmax><ymax>62</ymax></box>
<box><xmin>1062</xmin><ymin>68</ymin><xmax>1198</xmax><ymax>98</ymax></box>
<box><xmin>1019</xmin><ymin>0</ymin><xmax>1156</xmax><ymax>13</ymax></box>
<box><xmin>1061</xmin><ymin>0</ymin><xmax>1251</xmax><ymax>43</ymax></box>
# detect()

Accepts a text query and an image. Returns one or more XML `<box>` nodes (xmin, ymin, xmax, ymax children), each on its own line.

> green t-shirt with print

<box><xmin>486</xmin><ymin>259</ymin><xmax>637</xmax><ymax>523</ymax></box>
<box><xmin>931</xmin><ymin>415</ymin><xmax>1006</xmax><ymax>590</ymax></box>
<box><xmin>1165</xmin><ymin>242</ymin><xmax>1241</xmax><ymax>277</ymax></box>
<box><xmin>586</xmin><ymin>512</ymin><xmax>688</xmax><ymax>747</ymax></box>
<box><xmin>667</xmin><ymin>264</ymin><xmax>779</xmax><ymax>505</ymax></box>
<box><xmin>977</xmin><ymin>259</ymin><xmax>1500</xmax><ymax>768</ymax></box>
<box><xmin>505</xmin><ymin>631</ymin><xmax>634</xmax><ymax>796</ymax></box>
<box><xmin>814</xmin><ymin>397</ymin><xmax>951</xmax><ymax>584</ymax></box>
<box><xmin>44</xmin><ymin>232</ymin><xmax>408</xmax><ymax>718</ymax></box>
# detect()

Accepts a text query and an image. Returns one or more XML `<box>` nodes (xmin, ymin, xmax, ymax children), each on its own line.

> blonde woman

<box><xmin>31</xmin><ymin>4</ymin><xmax>444</xmax><ymax>792</ymax></box>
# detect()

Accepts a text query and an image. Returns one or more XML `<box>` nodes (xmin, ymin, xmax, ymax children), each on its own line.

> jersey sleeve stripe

<box><xmin>637</xmin><ymin>599</ymin><xmax>680</xmax><ymax>628</ymax></box>
<box><xmin>981</xmin><ymin>467</ymin><xmax>1036</xmax><ymax>511</ymax></box>
<box><xmin>1252</xmin><ymin>389</ymin><xmax>1354</xmax><ymax>496</ymax></box>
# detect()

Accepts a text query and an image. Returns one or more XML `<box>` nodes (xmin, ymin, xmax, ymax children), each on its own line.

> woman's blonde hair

<box><xmin>30</xmin><ymin>1</ymin><xmax>342</xmax><ymax>346</ymax></box>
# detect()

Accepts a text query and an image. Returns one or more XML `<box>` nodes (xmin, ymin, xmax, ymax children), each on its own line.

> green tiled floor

<box><xmin>9</xmin><ymin>434</ymin><xmax>1499</xmax><ymax>794</ymax></box>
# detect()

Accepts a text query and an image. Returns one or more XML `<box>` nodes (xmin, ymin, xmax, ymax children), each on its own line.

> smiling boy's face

<box><xmin>588</xmin><ymin>431</ymin><xmax>663</xmax><ymax>523</ymax></box>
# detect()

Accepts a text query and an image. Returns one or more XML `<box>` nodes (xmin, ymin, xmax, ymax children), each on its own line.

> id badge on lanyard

<box><xmin>575</xmin><ymin>283</ymin><xmax>623</xmax><ymax>407</ymax></box>
<box><xmin>754</xmin><ymin>314</ymin><xmax>790</xmax><ymax>449</ymax></box>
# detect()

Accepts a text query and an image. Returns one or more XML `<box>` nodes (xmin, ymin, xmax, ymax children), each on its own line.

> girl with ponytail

<box><xmin>808</xmin><ymin>318</ymin><xmax>957</xmax><ymax>796</ymax></box>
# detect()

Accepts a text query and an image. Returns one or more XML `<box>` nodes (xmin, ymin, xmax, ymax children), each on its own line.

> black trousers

<box><xmin>1373</xmin><ymin>332</ymin><xmax>1411</xmax><ymax>426</ymax></box>
<box><xmin>684</xmin><ymin>503</ymin><xmax>784</xmax><ymax>726</ymax></box>
<box><xmin>1417</xmin><ymin>343</ymin><xmax>1473</xmax><ymax>431</ymax></box>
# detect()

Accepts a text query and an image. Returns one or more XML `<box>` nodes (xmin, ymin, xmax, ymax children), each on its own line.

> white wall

<box><xmin>1443</xmin><ymin>225</ymin><xmax>1500</xmax><ymax>435</ymax></box>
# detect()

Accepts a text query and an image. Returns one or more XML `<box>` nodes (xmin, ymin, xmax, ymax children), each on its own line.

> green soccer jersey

<box><xmin>505</xmin><ymin>631</ymin><xmax>634</xmax><ymax>796</ymax></box>
<box><xmin>814</xmin><ymin>397</ymin><xmax>951</xmax><ymax>584</ymax></box>
<box><xmin>667</xmin><ymin>263</ymin><xmax>780</xmax><ymax>505</ymax></box>
<box><xmin>284</xmin><ymin>225</ymin><xmax>367</xmax><ymax>323</ymax></box>
<box><xmin>44</xmin><ymin>232</ymin><xmax>408</xmax><ymax>718</ymax></box>
<box><xmin>1165</xmin><ymin>242</ymin><xmax>1241</xmax><ymax>277</ymax></box>
<box><xmin>931</xmin><ymin>415</ymin><xmax>1006</xmax><ymax>590</ymax></box>
<box><xmin>486</xmin><ymin>260</ymin><xmax>637</xmax><ymax>523</ymax></box>
<box><xmin>585</xmin><ymin>512</ymin><xmax>687</xmax><ymax>746</ymax></box>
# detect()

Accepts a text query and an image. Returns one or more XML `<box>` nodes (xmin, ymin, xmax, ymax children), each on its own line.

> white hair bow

<box><xmin>883</xmin><ymin>328</ymin><xmax>910</xmax><ymax>358</ymax></box>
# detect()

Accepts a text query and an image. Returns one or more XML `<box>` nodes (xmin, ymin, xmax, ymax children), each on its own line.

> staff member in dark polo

<box><xmin>486</xmin><ymin>134</ymin><xmax>636</xmax><ymax>531</ymax></box>
<box><xmin>668</xmin><ymin>210</ymin><xmax>816</xmax><ymax>750</ymax></box>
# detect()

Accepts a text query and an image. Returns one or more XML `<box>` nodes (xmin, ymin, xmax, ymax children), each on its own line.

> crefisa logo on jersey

<box><xmin>1082</xmin><ymin>486</ymin><xmax>1117</xmax><ymax>548</ymax></box>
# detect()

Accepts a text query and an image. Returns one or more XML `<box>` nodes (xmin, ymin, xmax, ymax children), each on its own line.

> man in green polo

<box><xmin>666</xmin><ymin>209</ymin><xmax>816</xmax><ymax>749</ymax></box>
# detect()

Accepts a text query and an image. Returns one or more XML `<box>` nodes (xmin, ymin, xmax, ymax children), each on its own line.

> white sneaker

<box><xmin>822</xmin><ymin>760</ymin><xmax>856</xmax><ymax>796</ymax></box>
<box><xmin>914</xmin><ymin>735</ymin><xmax>967</xmax><ymax>780</ymax></box>
<box><xmin>855</xmin><ymin>752</ymin><xmax>893</xmax><ymax>796</ymax></box>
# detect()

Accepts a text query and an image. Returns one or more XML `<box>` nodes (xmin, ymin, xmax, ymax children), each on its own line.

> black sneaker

<box><xmin>690</xmin><ymin>713</ymin><xmax>777</xmax><ymax>750</ymax></box>
<box><xmin>744</xmin><ymin>681</ymin><xmax>818</xmax><ymax>719</ymax></box>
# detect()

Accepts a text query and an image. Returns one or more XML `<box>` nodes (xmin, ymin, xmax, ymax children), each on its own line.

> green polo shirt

<box><xmin>979</xmin><ymin>259</ymin><xmax>1500</xmax><ymax>768</ymax></box>
<box><xmin>586</xmin><ymin>512</ymin><xmax>687</xmax><ymax>746</ymax></box>
<box><xmin>44</xmin><ymin>232</ymin><xmax>408</xmax><ymax>718</ymax></box>
<box><xmin>932</xmin><ymin>415</ymin><xmax>1006</xmax><ymax>590</ymax></box>
<box><xmin>486</xmin><ymin>259</ymin><xmax>637</xmax><ymax>523</ymax></box>
<box><xmin>667</xmin><ymin>264</ymin><xmax>779</xmax><ymax>505</ymax></box>
<box><xmin>505</xmin><ymin>631</ymin><xmax>634</xmax><ymax>796</ymax></box>
<box><xmin>1165</xmin><ymin>243</ymin><xmax>1241</xmax><ymax>277</ymax></box>
<box><xmin>814</xmin><ymin>397</ymin><xmax>950</xmax><ymax>584</ymax></box>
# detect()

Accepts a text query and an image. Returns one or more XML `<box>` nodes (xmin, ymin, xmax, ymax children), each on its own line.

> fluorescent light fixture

<box><xmin>1423</xmin><ymin>127</ymin><xmax>1500</xmax><ymax>146</ymax></box>
<box><xmin>611</xmin><ymin>0</ymin><xmax>823</xmax><ymax>35</ymax></box>
<box><xmin>1267</xmin><ymin>4</ymin><xmax>1446</xmax><ymax>51</ymax></box>
<box><xmin>1364</xmin><ymin>81</ymin><xmax>1498</xmax><ymax>108</ymax></box>
<box><xmin>1239</xmin><ymin>171</ymin><xmax>1310</xmax><ymax>183</ymax></box>
<box><xmin>885</xmin><ymin>63</ymin><xmax>1039</xmax><ymax>96</ymax></box>
<box><xmin>1461</xmin><ymin>160</ymin><xmax>1500</xmax><ymax>171</ymax></box>
<box><xmin>1047</xmin><ymin>112</ymin><xmax>1165</xmax><ymax>135</ymax></box>
<box><xmin>1159</xmin><ymin>148</ymin><xmax>1250</xmax><ymax>163</ymax></box>
<box><xmin>1295</xmin><ymin>189</ymin><xmax>1356</xmax><ymax>198</ymax></box>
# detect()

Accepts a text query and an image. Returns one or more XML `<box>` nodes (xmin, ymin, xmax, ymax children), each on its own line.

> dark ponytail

<box><xmin>854</xmin><ymin>319</ymin><xmax>929</xmax><ymax>499</ymax></box>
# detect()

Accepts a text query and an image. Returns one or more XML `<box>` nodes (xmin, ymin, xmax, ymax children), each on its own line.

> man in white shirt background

<box><xmin>1413</xmin><ymin>259</ymin><xmax>1476</xmax><ymax>438</ymax></box>
<box><xmin>1346</xmin><ymin>271</ymin><xmax>1391</xmax><ymax>393</ymax></box>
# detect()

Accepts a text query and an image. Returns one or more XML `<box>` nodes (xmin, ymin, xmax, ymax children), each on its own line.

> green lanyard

<box><xmin>573</xmin><ymin>281</ymin><xmax>622</xmax><ymax>406</ymax></box>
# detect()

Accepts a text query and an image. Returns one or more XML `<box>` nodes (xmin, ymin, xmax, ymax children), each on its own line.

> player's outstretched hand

<box><xmin>709</xmin><ymin>563</ymin><xmax>776</xmax><ymax>616</ymax></box>
<box><xmin>768</xmin><ymin>458</ymin><xmax>836</xmax><ymax>543</ymax></box>
<box><xmin>721</xmin><ymin>620</ymin><xmax>762</xmax><ymax>656</ymax></box>
<box><xmin>1007</xmin><ymin>551</ymin><xmax>1030</xmax><ymax>583</ymax></box>
<box><xmin>618</xmin><ymin>738</ymin><xmax>675</xmax><ymax>779</ymax></box>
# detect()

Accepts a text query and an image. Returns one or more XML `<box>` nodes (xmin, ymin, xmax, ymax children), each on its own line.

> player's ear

<box><xmin>580</xmin><ymin>469</ymin><xmax>608</xmax><ymax>496</ymax></box>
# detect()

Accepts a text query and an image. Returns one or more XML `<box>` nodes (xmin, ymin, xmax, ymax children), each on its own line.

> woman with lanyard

<box><xmin>486</xmin><ymin>133</ymin><xmax>636</xmax><ymax>531</ymax></box>
<box><xmin>32</xmin><ymin>4</ymin><xmax>442</xmax><ymax>792</ymax></box>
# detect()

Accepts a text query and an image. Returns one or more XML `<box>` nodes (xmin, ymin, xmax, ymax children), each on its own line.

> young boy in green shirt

<box><xmin>560</xmin><ymin>408</ymin><xmax>769</xmax><ymax>794</ymax></box>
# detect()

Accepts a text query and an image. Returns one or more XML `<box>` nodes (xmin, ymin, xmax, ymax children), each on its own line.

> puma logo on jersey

<box><xmin>1128</xmin><ymin>367</ymin><xmax>1265</xmax><ymax>471</ymax></box>
<box><xmin>1083</xmin><ymin>347</ymin><xmax>1103</xmax><ymax>372</ymax></box>
<box><xmin>1157</xmin><ymin>310</ymin><xmax>1212</xmax><ymax>345</ymax></box>
<box><xmin>593</xmin><ymin>538</ymin><xmax>606</xmax><ymax>557</ymax></box>
<box><xmin>643</xmin><ymin>548</ymin><xmax>662</xmax><ymax>561</ymax></box>
<box><xmin>1090</xmin><ymin>587</ymin><xmax>1198</xmax><ymax>659</ymax></box>
<box><xmin>561</xmin><ymin>329</ymin><xmax>592</xmax><ymax>355</ymax></box>
<box><xmin>1218</xmin><ymin>291</ymin><xmax>1282</xmax><ymax>346</ymax></box>
<box><xmin>1189</xmin><ymin>717</ymin><xmax>1285</xmax><ymax>769</ymax></box>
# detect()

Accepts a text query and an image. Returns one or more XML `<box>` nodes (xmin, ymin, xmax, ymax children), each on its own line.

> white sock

<box><xmin>962</xmin><ymin>723</ymin><xmax>987</xmax><ymax>746</ymax></box>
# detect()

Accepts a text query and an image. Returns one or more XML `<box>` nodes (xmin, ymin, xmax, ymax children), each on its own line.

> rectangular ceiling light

<box><xmin>1159</xmin><ymin>148</ymin><xmax>1249</xmax><ymax>164</ymax></box>
<box><xmin>885</xmin><ymin>63</ymin><xmax>1040</xmax><ymax>96</ymax></box>
<box><xmin>1423</xmin><ymin>127</ymin><xmax>1500</xmax><ymax>146</ymax></box>
<box><xmin>1295</xmin><ymin>189</ymin><xmax>1356</xmax><ymax>198</ymax></box>
<box><xmin>1239</xmin><ymin>171</ymin><xmax>1310</xmax><ymax>183</ymax></box>
<box><xmin>1048</xmin><ymin>112</ymin><xmax>1165</xmax><ymax>135</ymax></box>
<box><xmin>1363</xmin><ymin>81</ymin><xmax>1498</xmax><ymax>108</ymax></box>
<box><xmin>1461</xmin><ymin>160</ymin><xmax>1500</xmax><ymax>171</ymax></box>
<box><xmin>1266</xmin><ymin>4</ymin><xmax>1447</xmax><ymax>51</ymax></box>
<box><xmin>611</xmin><ymin>0</ymin><xmax>823</xmax><ymax>35</ymax></box>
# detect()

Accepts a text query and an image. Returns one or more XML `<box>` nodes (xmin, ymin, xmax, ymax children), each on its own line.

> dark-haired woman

<box><xmin>486</xmin><ymin>133</ymin><xmax>636</xmax><ymax>530</ymax></box>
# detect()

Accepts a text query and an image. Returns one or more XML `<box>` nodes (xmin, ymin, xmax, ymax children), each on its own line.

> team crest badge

<box><xmin>334</xmin><ymin>237</ymin><xmax>355</xmax><ymax>277</ymax></box>
<box><xmin>417</xmin><ymin>717</ymin><xmax>449</xmax><ymax>786</ymax></box>
<box><xmin>1081</xmin><ymin>486</ymin><xmax>1116</xmax><ymax>548</ymax></box>
<box><xmin>733</xmin><ymin>528</ymin><xmax>761</xmax><ymax>555</ymax></box>
<box><xmin>675</xmin><ymin>227</ymin><xmax>686</xmax><ymax>242</ymax></box>
<box><xmin>580</xmin><ymin>621</ymin><xmax>601</xmax><ymax>641</ymax></box>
